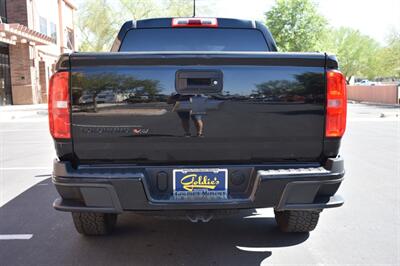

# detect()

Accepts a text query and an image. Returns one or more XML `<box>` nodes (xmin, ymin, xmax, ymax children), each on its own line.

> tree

<box><xmin>378</xmin><ymin>30</ymin><xmax>400</xmax><ymax>78</ymax></box>
<box><xmin>118</xmin><ymin>0</ymin><xmax>161</xmax><ymax>20</ymax></box>
<box><xmin>77</xmin><ymin>0</ymin><xmax>120</xmax><ymax>52</ymax></box>
<box><xmin>165</xmin><ymin>0</ymin><xmax>194</xmax><ymax>17</ymax></box>
<box><xmin>265</xmin><ymin>0</ymin><xmax>327</xmax><ymax>52</ymax></box>
<box><xmin>320</xmin><ymin>27</ymin><xmax>381</xmax><ymax>82</ymax></box>
<box><xmin>119</xmin><ymin>0</ymin><xmax>202</xmax><ymax>21</ymax></box>
<box><xmin>77</xmin><ymin>0</ymin><xmax>163</xmax><ymax>52</ymax></box>
<box><xmin>77</xmin><ymin>0</ymin><xmax>198</xmax><ymax>52</ymax></box>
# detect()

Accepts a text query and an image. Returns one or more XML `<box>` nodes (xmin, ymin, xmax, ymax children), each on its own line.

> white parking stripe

<box><xmin>348</xmin><ymin>118</ymin><xmax>399</xmax><ymax>122</ymax></box>
<box><xmin>0</xmin><ymin>167</ymin><xmax>51</xmax><ymax>170</ymax></box>
<box><xmin>0</xmin><ymin>234</ymin><xmax>33</xmax><ymax>240</ymax></box>
<box><xmin>0</xmin><ymin>129</ymin><xmax>47</xmax><ymax>132</ymax></box>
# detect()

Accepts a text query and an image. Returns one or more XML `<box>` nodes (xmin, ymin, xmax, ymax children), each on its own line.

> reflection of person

<box><xmin>177</xmin><ymin>111</ymin><xmax>204</xmax><ymax>137</ymax></box>
<box><xmin>168</xmin><ymin>94</ymin><xmax>204</xmax><ymax>137</ymax></box>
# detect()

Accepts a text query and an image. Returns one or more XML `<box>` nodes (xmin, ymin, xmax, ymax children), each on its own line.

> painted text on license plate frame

<box><xmin>173</xmin><ymin>169</ymin><xmax>228</xmax><ymax>200</ymax></box>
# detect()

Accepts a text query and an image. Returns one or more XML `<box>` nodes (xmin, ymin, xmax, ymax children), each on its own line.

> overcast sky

<box><xmin>76</xmin><ymin>0</ymin><xmax>400</xmax><ymax>45</ymax></box>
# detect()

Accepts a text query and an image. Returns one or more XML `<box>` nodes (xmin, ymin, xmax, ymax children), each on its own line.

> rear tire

<box><xmin>274</xmin><ymin>210</ymin><xmax>321</xmax><ymax>233</ymax></box>
<box><xmin>72</xmin><ymin>212</ymin><xmax>117</xmax><ymax>236</ymax></box>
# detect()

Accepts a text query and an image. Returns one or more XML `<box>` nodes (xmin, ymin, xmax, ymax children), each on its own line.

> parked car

<box><xmin>356</xmin><ymin>79</ymin><xmax>378</xmax><ymax>86</ymax></box>
<box><xmin>48</xmin><ymin>17</ymin><xmax>347</xmax><ymax>235</ymax></box>
<box><xmin>78</xmin><ymin>89</ymin><xmax>127</xmax><ymax>104</ymax></box>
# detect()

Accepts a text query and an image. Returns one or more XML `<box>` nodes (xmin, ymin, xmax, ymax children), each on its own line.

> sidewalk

<box><xmin>0</xmin><ymin>104</ymin><xmax>47</xmax><ymax>112</ymax></box>
<box><xmin>0</xmin><ymin>104</ymin><xmax>48</xmax><ymax>122</ymax></box>
<box><xmin>347</xmin><ymin>102</ymin><xmax>399</xmax><ymax>122</ymax></box>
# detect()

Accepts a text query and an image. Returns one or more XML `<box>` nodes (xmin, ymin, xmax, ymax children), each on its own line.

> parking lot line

<box><xmin>0</xmin><ymin>129</ymin><xmax>48</xmax><ymax>132</ymax></box>
<box><xmin>348</xmin><ymin>118</ymin><xmax>399</xmax><ymax>122</ymax></box>
<box><xmin>0</xmin><ymin>234</ymin><xmax>33</xmax><ymax>240</ymax></box>
<box><xmin>0</xmin><ymin>167</ymin><xmax>51</xmax><ymax>170</ymax></box>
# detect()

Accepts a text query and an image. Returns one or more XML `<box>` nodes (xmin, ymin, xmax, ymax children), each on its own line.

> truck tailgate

<box><xmin>70</xmin><ymin>52</ymin><xmax>327</xmax><ymax>163</ymax></box>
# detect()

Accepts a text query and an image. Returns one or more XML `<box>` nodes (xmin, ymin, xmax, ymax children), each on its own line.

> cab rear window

<box><xmin>119</xmin><ymin>28</ymin><xmax>269</xmax><ymax>52</ymax></box>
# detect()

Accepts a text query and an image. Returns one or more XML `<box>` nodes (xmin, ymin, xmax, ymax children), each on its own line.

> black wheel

<box><xmin>71</xmin><ymin>212</ymin><xmax>117</xmax><ymax>236</ymax></box>
<box><xmin>274</xmin><ymin>210</ymin><xmax>321</xmax><ymax>233</ymax></box>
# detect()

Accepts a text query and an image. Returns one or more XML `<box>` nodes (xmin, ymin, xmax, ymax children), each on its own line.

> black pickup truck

<box><xmin>49</xmin><ymin>17</ymin><xmax>347</xmax><ymax>235</ymax></box>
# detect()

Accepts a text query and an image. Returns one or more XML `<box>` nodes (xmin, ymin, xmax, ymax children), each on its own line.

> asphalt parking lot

<box><xmin>0</xmin><ymin>103</ymin><xmax>399</xmax><ymax>266</ymax></box>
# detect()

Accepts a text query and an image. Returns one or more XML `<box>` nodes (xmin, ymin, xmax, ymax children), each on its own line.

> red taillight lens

<box><xmin>172</xmin><ymin>18</ymin><xmax>218</xmax><ymax>28</ymax></box>
<box><xmin>48</xmin><ymin>72</ymin><xmax>70</xmax><ymax>139</ymax></box>
<box><xmin>326</xmin><ymin>70</ymin><xmax>347</xmax><ymax>137</ymax></box>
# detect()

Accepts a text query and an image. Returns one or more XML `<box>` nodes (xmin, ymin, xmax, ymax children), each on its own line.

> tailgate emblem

<box><xmin>132</xmin><ymin>128</ymin><xmax>149</xmax><ymax>135</ymax></box>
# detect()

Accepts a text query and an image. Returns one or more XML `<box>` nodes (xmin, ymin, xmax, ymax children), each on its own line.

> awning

<box><xmin>0</xmin><ymin>23</ymin><xmax>56</xmax><ymax>46</ymax></box>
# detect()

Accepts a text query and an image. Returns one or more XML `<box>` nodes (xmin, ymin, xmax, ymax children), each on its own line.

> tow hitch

<box><xmin>186</xmin><ymin>211</ymin><xmax>214</xmax><ymax>223</ymax></box>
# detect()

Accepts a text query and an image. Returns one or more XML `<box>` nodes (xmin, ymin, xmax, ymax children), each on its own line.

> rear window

<box><xmin>119</xmin><ymin>28</ymin><xmax>269</xmax><ymax>52</ymax></box>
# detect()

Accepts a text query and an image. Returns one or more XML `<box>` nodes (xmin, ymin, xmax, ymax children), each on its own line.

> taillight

<box><xmin>172</xmin><ymin>18</ymin><xmax>218</xmax><ymax>28</ymax></box>
<box><xmin>48</xmin><ymin>71</ymin><xmax>70</xmax><ymax>139</ymax></box>
<box><xmin>326</xmin><ymin>70</ymin><xmax>347</xmax><ymax>137</ymax></box>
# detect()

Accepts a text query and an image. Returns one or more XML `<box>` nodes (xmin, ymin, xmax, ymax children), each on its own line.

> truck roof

<box><xmin>111</xmin><ymin>17</ymin><xmax>277</xmax><ymax>52</ymax></box>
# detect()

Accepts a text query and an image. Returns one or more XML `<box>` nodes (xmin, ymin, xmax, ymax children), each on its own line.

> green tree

<box><xmin>77</xmin><ymin>0</ymin><xmax>120</xmax><ymax>52</ymax></box>
<box><xmin>118</xmin><ymin>0</ymin><xmax>161</xmax><ymax>20</ymax></box>
<box><xmin>165</xmin><ymin>0</ymin><xmax>194</xmax><ymax>17</ymax></box>
<box><xmin>378</xmin><ymin>30</ymin><xmax>400</xmax><ymax>78</ymax></box>
<box><xmin>265</xmin><ymin>0</ymin><xmax>327</xmax><ymax>52</ymax></box>
<box><xmin>77</xmin><ymin>0</ymin><xmax>163</xmax><ymax>52</ymax></box>
<box><xmin>320</xmin><ymin>27</ymin><xmax>381</xmax><ymax>82</ymax></box>
<box><xmin>77</xmin><ymin>0</ymin><xmax>199</xmax><ymax>52</ymax></box>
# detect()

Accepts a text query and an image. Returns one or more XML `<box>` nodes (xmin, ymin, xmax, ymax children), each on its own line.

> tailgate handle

<box><xmin>175</xmin><ymin>70</ymin><xmax>223</xmax><ymax>94</ymax></box>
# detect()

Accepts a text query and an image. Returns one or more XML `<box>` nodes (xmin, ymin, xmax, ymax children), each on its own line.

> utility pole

<box><xmin>193</xmin><ymin>0</ymin><xmax>196</xmax><ymax>17</ymax></box>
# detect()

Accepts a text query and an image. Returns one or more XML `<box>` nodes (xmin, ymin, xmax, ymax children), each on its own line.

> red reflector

<box><xmin>326</xmin><ymin>70</ymin><xmax>347</xmax><ymax>137</ymax></box>
<box><xmin>188</xmin><ymin>19</ymin><xmax>202</xmax><ymax>25</ymax></box>
<box><xmin>172</xmin><ymin>18</ymin><xmax>218</xmax><ymax>28</ymax></box>
<box><xmin>48</xmin><ymin>72</ymin><xmax>70</xmax><ymax>139</ymax></box>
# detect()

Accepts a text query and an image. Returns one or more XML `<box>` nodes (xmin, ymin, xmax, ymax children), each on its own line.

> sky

<box><xmin>75</xmin><ymin>0</ymin><xmax>400</xmax><ymax>45</ymax></box>
<box><xmin>197</xmin><ymin>0</ymin><xmax>400</xmax><ymax>44</ymax></box>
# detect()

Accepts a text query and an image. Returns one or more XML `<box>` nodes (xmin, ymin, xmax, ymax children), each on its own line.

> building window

<box><xmin>0</xmin><ymin>43</ymin><xmax>12</xmax><ymax>105</ymax></box>
<box><xmin>0</xmin><ymin>0</ymin><xmax>6</xmax><ymax>23</ymax></box>
<box><xmin>66</xmin><ymin>28</ymin><xmax>75</xmax><ymax>50</ymax></box>
<box><xmin>39</xmin><ymin>16</ymin><xmax>47</xmax><ymax>35</ymax></box>
<box><xmin>50</xmin><ymin>22</ymin><xmax>57</xmax><ymax>41</ymax></box>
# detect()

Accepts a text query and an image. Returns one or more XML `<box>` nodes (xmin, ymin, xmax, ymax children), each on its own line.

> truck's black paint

<box><xmin>69</xmin><ymin>52</ymin><xmax>331</xmax><ymax>164</ymax></box>
<box><xmin>53</xmin><ymin>157</ymin><xmax>344</xmax><ymax>213</ymax></box>
<box><xmin>51</xmin><ymin>18</ymin><xmax>344</xmax><ymax>216</ymax></box>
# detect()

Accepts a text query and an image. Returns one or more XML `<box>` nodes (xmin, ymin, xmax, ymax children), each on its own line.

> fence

<box><xmin>347</xmin><ymin>85</ymin><xmax>399</xmax><ymax>104</ymax></box>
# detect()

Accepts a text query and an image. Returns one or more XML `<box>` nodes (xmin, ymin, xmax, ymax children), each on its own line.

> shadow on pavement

<box><xmin>0</xmin><ymin>179</ymin><xmax>309</xmax><ymax>266</ymax></box>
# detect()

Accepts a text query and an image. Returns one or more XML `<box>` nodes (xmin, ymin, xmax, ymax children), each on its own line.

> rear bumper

<box><xmin>52</xmin><ymin>157</ymin><xmax>345</xmax><ymax>213</ymax></box>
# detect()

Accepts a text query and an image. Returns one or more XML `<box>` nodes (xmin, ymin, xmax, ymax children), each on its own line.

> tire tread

<box><xmin>72</xmin><ymin>212</ymin><xmax>117</xmax><ymax>236</ymax></box>
<box><xmin>274</xmin><ymin>210</ymin><xmax>320</xmax><ymax>233</ymax></box>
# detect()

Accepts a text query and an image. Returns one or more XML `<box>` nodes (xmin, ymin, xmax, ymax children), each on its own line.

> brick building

<box><xmin>0</xmin><ymin>0</ymin><xmax>76</xmax><ymax>105</ymax></box>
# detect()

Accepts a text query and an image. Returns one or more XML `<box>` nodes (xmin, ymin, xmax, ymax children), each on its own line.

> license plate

<box><xmin>173</xmin><ymin>169</ymin><xmax>228</xmax><ymax>200</ymax></box>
